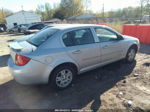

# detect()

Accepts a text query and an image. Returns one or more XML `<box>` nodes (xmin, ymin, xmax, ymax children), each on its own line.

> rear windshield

<box><xmin>27</xmin><ymin>28</ymin><xmax>59</xmax><ymax>46</ymax></box>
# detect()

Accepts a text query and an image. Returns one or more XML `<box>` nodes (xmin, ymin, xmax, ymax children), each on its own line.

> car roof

<box><xmin>47</xmin><ymin>24</ymin><xmax>107</xmax><ymax>30</ymax></box>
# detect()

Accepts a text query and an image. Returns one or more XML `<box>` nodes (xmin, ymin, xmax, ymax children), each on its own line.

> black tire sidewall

<box><xmin>50</xmin><ymin>65</ymin><xmax>75</xmax><ymax>90</ymax></box>
<box><xmin>125</xmin><ymin>47</ymin><xmax>136</xmax><ymax>63</ymax></box>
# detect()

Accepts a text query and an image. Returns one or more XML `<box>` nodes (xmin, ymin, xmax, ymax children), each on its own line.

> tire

<box><xmin>125</xmin><ymin>47</ymin><xmax>137</xmax><ymax>63</ymax></box>
<box><xmin>50</xmin><ymin>65</ymin><xmax>75</xmax><ymax>90</ymax></box>
<box><xmin>24</xmin><ymin>32</ymin><xmax>29</xmax><ymax>35</ymax></box>
<box><xmin>18</xmin><ymin>28</ymin><xmax>21</xmax><ymax>33</ymax></box>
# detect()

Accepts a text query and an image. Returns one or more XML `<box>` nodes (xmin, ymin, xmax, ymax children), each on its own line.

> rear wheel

<box><xmin>50</xmin><ymin>65</ymin><xmax>75</xmax><ymax>89</ymax></box>
<box><xmin>125</xmin><ymin>47</ymin><xmax>137</xmax><ymax>63</ymax></box>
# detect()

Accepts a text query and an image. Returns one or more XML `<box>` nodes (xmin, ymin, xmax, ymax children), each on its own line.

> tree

<box><xmin>44</xmin><ymin>3</ymin><xmax>54</xmax><ymax>20</ymax></box>
<box><xmin>36</xmin><ymin>4</ymin><xmax>45</xmax><ymax>20</ymax></box>
<box><xmin>53</xmin><ymin>8</ymin><xmax>65</xmax><ymax>20</ymax></box>
<box><xmin>0</xmin><ymin>8</ymin><xmax>13</xmax><ymax>24</ymax></box>
<box><xmin>36</xmin><ymin>3</ymin><xmax>54</xmax><ymax>21</ymax></box>
<box><xmin>106</xmin><ymin>7</ymin><xmax>142</xmax><ymax>20</ymax></box>
<box><xmin>59</xmin><ymin>0</ymin><xmax>84</xmax><ymax>18</ymax></box>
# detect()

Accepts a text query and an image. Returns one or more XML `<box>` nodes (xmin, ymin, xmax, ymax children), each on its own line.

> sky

<box><xmin>0</xmin><ymin>0</ymin><xmax>140</xmax><ymax>13</ymax></box>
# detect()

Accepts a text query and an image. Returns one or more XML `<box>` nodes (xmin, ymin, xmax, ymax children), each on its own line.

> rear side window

<box><xmin>62</xmin><ymin>28</ymin><xmax>94</xmax><ymax>47</ymax></box>
<box><xmin>27</xmin><ymin>28</ymin><xmax>59</xmax><ymax>46</ymax></box>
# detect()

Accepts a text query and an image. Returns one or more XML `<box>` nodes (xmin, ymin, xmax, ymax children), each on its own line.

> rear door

<box><xmin>62</xmin><ymin>28</ymin><xmax>100</xmax><ymax>69</ymax></box>
<box><xmin>94</xmin><ymin>27</ymin><xmax>124</xmax><ymax>63</ymax></box>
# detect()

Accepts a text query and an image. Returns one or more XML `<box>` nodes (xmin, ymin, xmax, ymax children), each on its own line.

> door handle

<box><xmin>72</xmin><ymin>50</ymin><xmax>81</xmax><ymax>54</ymax></box>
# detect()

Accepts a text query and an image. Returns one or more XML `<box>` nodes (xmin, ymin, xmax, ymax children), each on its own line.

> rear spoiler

<box><xmin>8</xmin><ymin>42</ymin><xmax>22</xmax><ymax>51</ymax></box>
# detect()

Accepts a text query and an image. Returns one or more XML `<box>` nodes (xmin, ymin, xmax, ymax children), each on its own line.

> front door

<box><xmin>94</xmin><ymin>27</ymin><xmax>124</xmax><ymax>63</ymax></box>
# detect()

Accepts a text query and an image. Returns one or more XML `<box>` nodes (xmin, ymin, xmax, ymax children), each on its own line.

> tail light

<box><xmin>15</xmin><ymin>54</ymin><xmax>30</xmax><ymax>66</ymax></box>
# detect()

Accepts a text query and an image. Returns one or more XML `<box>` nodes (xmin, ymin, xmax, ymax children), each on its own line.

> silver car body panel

<box><xmin>8</xmin><ymin>24</ymin><xmax>140</xmax><ymax>84</ymax></box>
<box><xmin>8</xmin><ymin>57</ymin><xmax>52</xmax><ymax>84</ymax></box>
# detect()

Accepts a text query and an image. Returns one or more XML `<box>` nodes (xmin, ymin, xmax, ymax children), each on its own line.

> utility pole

<box><xmin>2</xmin><ymin>8</ymin><xmax>4</xmax><ymax>18</ymax></box>
<box><xmin>102</xmin><ymin>3</ymin><xmax>105</xmax><ymax>18</ymax></box>
<box><xmin>21</xmin><ymin>5</ymin><xmax>27</xmax><ymax>24</ymax></box>
<box><xmin>146</xmin><ymin>0</ymin><xmax>150</xmax><ymax>22</ymax></box>
<box><xmin>1</xmin><ymin>7</ymin><xmax>5</xmax><ymax>23</ymax></box>
<box><xmin>140</xmin><ymin>3</ymin><xmax>143</xmax><ymax>23</ymax></box>
<box><xmin>85</xmin><ymin>0</ymin><xmax>87</xmax><ymax>12</ymax></box>
<box><xmin>21</xmin><ymin>5</ymin><xmax>23</xmax><ymax>11</ymax></box>
<box><xmin>85</xmin><ymin>0</ymin><xmax>90</xmax><ymax>13</ymax></box>
<box><xmin>139</xmin><ymin>0</ymin><xmax>144</xmax><ymax>23</ymax></box>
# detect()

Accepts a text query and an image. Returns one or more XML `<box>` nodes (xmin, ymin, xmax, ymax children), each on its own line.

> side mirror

<box><xmin>117</xmin><ymin>35</ymin><xmax>124</xmax><ymax>40</ymax></box>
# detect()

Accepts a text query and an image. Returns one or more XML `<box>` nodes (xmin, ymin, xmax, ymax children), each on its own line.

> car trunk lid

<box><xmin>8</xmin><ymin>41</ymin><xmax>37</xmax><ymax>63</ymax></box>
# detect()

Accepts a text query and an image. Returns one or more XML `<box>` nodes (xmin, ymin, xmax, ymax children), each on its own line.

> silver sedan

<box><xmin>8</xmin><ymin>24</ymin><xmax>140</xmax><ymax>89</ymax></box>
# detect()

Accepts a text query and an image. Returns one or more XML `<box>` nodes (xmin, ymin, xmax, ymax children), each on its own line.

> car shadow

<box><xmin>0</xmin><ymin>54</ymin><xmax>10</xmax><ymax>68</ymax></box>
<box><xmin>0</xmin><ymin>32</ymin><xmax>24</xmax><ymax>36</ymax></box>
<box><xmin>7</xmin><ymin>39</ymin><xmax>15</xmax><ymax>42</ymax></box>
<box><xmin>7</xmin><ymin>33</ymin><xmax>24</xmax><ymax>36</ymax></box>
<box><xmin>0</xmin><ymin>60</ymin><xmax>136</xmax><ymax>110</ymax></box>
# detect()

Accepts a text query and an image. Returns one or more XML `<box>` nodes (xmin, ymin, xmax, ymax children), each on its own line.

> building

<box><xmin>5</xmin><ymin>10</ymin><xmax>41</xmax><ymax>29</ymax></box>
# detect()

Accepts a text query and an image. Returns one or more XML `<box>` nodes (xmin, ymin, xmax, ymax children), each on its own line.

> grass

<box><xmin>107</xmin><ymin>21</ymin><xmax>123</xmax><ymax>33</ymax></box>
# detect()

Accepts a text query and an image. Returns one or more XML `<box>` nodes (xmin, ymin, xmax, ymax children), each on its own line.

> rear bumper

<box><xmin>8</xmin><ymin>57</ymin><xmax>53</xmax><ymax>85</ymax></box>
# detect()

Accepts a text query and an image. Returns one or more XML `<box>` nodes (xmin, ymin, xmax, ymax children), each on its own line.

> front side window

<box><xmin>94</xmin><ymin>28</ymin><xmax>118</xmax><ymax>42</ymax></box>
<box><xmin>62</xmin><ymin>28</ymin><xmax>94</xmax><ymax>47</ymax></box>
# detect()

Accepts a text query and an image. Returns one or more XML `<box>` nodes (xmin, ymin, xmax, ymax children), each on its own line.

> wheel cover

<box><xmin>128</xmin><ymin>49</ymin><xmax>136</xmax><ymax>61</ymax></box>
<box><xmin>56</xmin><ymin>69</ymin><xmax>73</xmax><ymax>88</ymax></box>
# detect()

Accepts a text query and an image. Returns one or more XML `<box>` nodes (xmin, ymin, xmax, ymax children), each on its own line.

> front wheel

<box><xmin>50</xmin><ymin>65</ymin><xmax>75</xmax><ymax>89</ymax></box>
<box><xmin>125</xmin><ymin>47</ymin><xmax>137</xmax><ymax>63</ymax></box>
